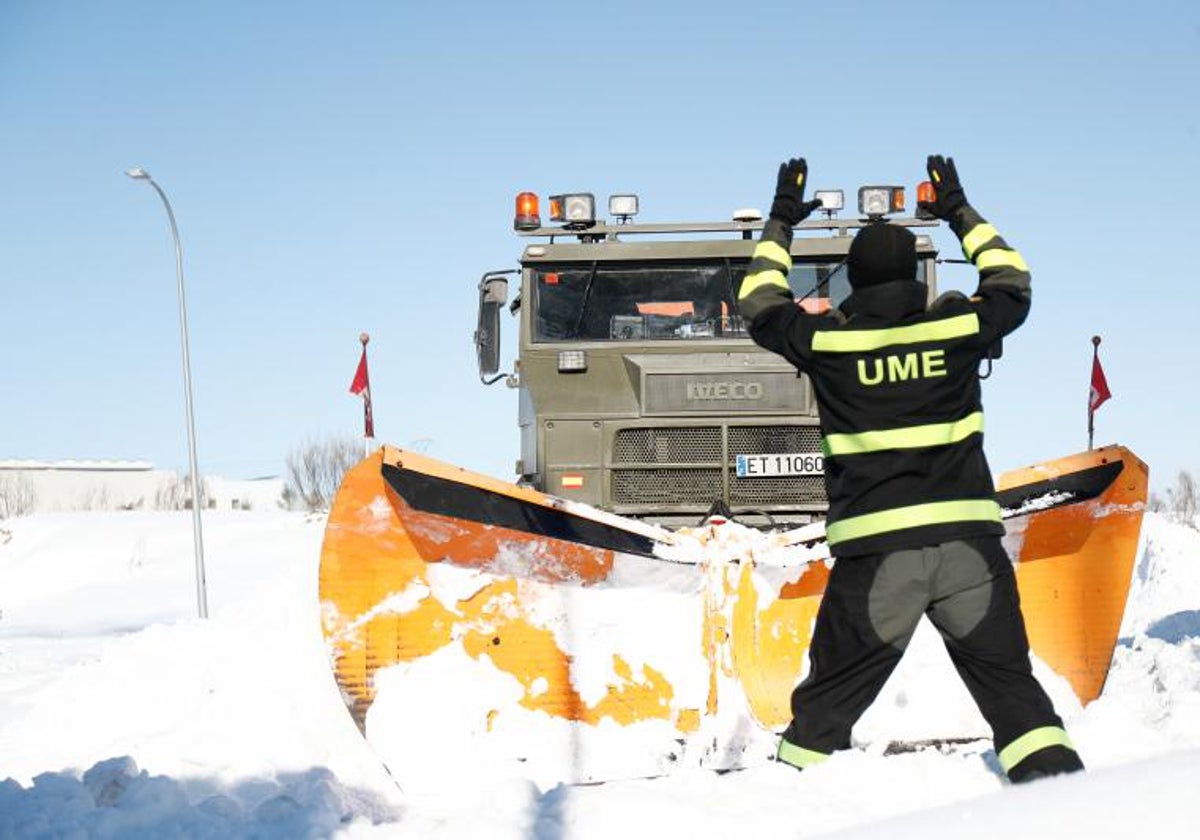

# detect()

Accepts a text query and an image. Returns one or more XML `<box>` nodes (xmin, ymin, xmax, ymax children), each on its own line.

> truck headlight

<box><xmin>557</xmin><ymin>350</ymin><xmax>587</xmax><ymax>372</ymax></box>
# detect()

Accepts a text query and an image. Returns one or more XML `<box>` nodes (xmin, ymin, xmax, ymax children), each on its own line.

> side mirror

<box><xmin>475</xmin><ymin>273</ymin><xmax>510</xmax><ymax>383</ymax></box>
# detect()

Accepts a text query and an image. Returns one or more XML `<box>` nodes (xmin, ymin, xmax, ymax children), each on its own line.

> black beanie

<box><xmin>847</xmin><ymin>223</ymin><xmax>917</xmax><ymax>289</ymax></box>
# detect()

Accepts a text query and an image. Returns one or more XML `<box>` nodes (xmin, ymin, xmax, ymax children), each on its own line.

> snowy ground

<box><xmin>0</xmin><ymin>509</ymin><xmax>1196</xmax><ymax>838</ymax></box>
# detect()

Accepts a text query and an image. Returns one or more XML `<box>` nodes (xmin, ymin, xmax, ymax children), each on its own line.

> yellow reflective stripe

<box><xmin>812</xmin><ymin>313</ymin><xmax>979</xmax><ymax>353</ymax></box>
<box><xmin>975</xmin><ymin>248</ymin><xmax>1029</xmax><ymax>272</ymax></box>
<box><xmin>754</xmin><ymin>239</ymin><xmax>793</xmax><ymax>271</ymax></box>
<box><xmin>822</xmin><ymin>412</ymin><xmax>984</xmax><ymax>457</ymax></box>
<box><xmin>739</xmin><ymin>269</ymin><xmax>788</xmax><ymax>299</ymax></box>
<box><xmin>998</xmin><ymin>726</ymin><xmax>1075</xmax><ymax>773</ymax></box>
<box><xmin>777</xmin><ymin>740</ymin><xmax>829</xmax><ymax>769</ymax></box>
<box><xmin>961</xmin><ymin>223</ymin><xmax>1000</xmax><ymax>260</ymax></box>
<box><xmin>825</xmin><ymin>499</ymin><xmax>1001</xmax><ymax>545</ymax></box>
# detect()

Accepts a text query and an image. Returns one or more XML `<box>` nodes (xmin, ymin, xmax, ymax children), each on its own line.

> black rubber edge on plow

<box><xmin>381</xmin><ymin>462</ymin><xmax>660</xmax><ymax>558</ymax></box>
<box><xmin>996</xmin><ymin>459</ymin><xmax>1124</xmax><ymax>518</ymax></box>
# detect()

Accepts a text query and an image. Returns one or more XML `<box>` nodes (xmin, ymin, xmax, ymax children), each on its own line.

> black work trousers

<box><xmin>783</xmin><ymin>536</ymin><xmax>1082</xmax><ymax>779</ymax></box>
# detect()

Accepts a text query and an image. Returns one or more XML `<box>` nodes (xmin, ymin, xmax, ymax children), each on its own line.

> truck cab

<box><xmin>476</xmin><ymin>190</ymin><xmax>939</xmax><ymax>527</ymax></box>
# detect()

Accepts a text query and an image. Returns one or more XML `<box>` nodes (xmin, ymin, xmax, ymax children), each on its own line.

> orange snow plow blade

<box><xmin>998</xmin><ymin>445</ymin><xmax>1149</xmax><ymax>703</ymax></box>
<box><xmin>319</xmin><ymin>444</ymin><xmax>1146</xmax><ymax>788</ymax></box>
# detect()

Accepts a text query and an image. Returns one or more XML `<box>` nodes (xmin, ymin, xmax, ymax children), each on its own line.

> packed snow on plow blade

<box><xmin>318</xmin><ymin>445</ymin><xmax>1147</xmax><ymax>792</ymax></box>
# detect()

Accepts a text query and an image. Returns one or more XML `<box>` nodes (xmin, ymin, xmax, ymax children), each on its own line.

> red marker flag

<box><xmin>1089</xmin><ymin>346</ymin><xmax>1111</xmax><ymax>414</ymax></box>
<box><xmin>349</xmin><ymin>334</ymin><xmax>375</xmax><ymax>439</ymax></box>
<box><xmin>1087</xmin><ymin>336</ymin><xmax>1110</xmax><ymax>450</ymax></box>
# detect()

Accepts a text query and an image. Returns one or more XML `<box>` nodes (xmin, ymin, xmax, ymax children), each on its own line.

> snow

<box><xmin>1</xmin><ymin>510</ymin><xmax>1198</xmax><ymax>837</ymax></box>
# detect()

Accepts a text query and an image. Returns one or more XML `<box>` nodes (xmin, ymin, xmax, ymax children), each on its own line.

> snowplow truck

<box><xmin>319</xmin><ymin>187</ymin><xmax>1148</xmax><ymax>792</ymax></box>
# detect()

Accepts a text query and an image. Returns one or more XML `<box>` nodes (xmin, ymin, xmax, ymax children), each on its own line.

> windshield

<box><xmin>532</xmin><ymin>259</ymin><xmax>866</xmax><ymax>342</ymax></box>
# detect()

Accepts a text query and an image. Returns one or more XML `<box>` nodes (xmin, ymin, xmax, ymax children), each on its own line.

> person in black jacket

<box><xmin>737</xmin><ymin>155</ymin><xmax>1084</xmax><ymax>783</ymax></box>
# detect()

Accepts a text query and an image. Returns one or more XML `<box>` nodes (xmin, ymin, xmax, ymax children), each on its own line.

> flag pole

<box><xmin>1088</xmin><ymin>335</ymin><xmax>1101</xmax><ymax>450</ymax></box>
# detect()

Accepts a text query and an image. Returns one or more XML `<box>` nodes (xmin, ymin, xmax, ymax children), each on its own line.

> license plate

<box><xmin>735</xmin><ymin>453</ymin><xmax>824</xmax><ymax>478</ymax></box>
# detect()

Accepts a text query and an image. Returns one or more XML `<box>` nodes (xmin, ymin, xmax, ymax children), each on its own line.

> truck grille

<box><xmin>610</xmin><ymin>425</ymin><xmax>827</xmax><ymax>509</ymax></box>
<box><xmin>730</xmin><ymin>473</ymin><xmax>826</xmax><ymax>506</ymax></box>
<box><xmin>612</xmin><ymin>468</ymin><xmax>725</xmax><ymax>505</ymax></box>
<box><xmin>729</xmin><ymin>426</ymin><xmax>822</xmax><ymax>454</ymax></box>
<box><xmin>612</xmin><ymin>427</ymin><xmax>721</xmax><ymax>464</ymax></box>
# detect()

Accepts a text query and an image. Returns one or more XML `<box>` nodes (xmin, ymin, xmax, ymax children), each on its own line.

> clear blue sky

<box><xmin>2</xmin><ymin>1</ymin><xmax>1198</xmax><ymax>492</ymax></box>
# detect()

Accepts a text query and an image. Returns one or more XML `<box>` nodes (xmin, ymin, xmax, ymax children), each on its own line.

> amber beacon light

<box><xmin>515</xmin><ymin>192</ymin><xmax>541</xmax><ymax>231</ymax></box>
<box><xmin>915</xmin><ymin>181</ymin><xmax>937</xmax><ymax>220</ymax></box>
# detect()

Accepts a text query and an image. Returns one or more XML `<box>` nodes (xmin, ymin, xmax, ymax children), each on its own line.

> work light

<box><xmin>549</xmin><ymin>193</ymin><xmax>596</xmax><ymax>227</ymax></box>
<box><xmin>814</xmin><ymin>190</ymin><xmax>844</xmax><ymax>215</ymax></box>
<box><xmin>608</xmin><ymin>194</ymin><xmax>639</xmax><ymax>221</ymax></box>
<box><xmin>858</xmin><ymin>186</ymin><xmax>905</xmax><ymax>218</ymax></box>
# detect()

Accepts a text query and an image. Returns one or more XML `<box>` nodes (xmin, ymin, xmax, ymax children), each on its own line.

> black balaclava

<box><xmin>847</xmin><ymin>222</ymin><xmax>918</xmax><ymax>289</ymax></box>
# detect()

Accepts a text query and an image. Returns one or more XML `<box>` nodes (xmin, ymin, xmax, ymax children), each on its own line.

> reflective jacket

<box><xmin>738</xmin><ymin>208</ymin><xmax>1031</xmax><ymax>556</ymax></box>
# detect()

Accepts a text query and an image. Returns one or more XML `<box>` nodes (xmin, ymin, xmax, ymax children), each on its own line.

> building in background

<box><xmin>0</xmin><ymin>460</ymin><xmax>283</xmax><ymax>514</ymax></box>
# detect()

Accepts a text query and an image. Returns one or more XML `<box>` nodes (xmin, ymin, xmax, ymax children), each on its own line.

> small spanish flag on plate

<box><xmin>560</xmin><ymin>474</ymin><xmax>584</xmax><ymax>490</ymax></box>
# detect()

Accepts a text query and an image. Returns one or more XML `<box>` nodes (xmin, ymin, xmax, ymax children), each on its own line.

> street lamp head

<box><xmin>125</xmin><ymin>167</ymin><xmax>151</xmax><ymax>180</ymax></box>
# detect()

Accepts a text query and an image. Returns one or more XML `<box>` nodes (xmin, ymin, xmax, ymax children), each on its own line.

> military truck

<box><xmin>474</xmin><ymin>187</ymin><xmax>937</xmax><ymax>527</ymax></box>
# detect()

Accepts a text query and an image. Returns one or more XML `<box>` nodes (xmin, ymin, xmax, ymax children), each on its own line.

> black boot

<box><xmin>1007</xmin><ymin>745</ymin><xmax>1085</xmax><ymax>784</ymax></box>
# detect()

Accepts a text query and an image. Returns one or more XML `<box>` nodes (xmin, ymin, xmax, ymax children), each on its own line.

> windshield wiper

<box><xmin>797</xmin><ymin>258</ymin><xmax>848</xmax><ymax>306</ymax></box>
<box><xmin>568</xmin><ymin>261</ymin><xmax>600</xmax><ymax>339</ymax></box>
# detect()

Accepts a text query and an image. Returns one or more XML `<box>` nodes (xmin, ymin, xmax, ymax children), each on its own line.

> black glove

<box><xmin>918</xmin><ymin>155</ymin><xmax>968</xmax><ymax>220</ymax></box>
<box><xmin>769</xmin><ymin>158</ymin><xmax>823</xmax><ymax>226</ymax></box>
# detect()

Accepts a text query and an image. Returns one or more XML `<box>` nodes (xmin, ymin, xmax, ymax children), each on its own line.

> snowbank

<box><xmin>0</xmin><ymin>511</ymin><xmax>1196</xmax><ymax>837</ymax></box>
<box><xmin>0</xmin><ymin>756</ymin><xmax>393</xmax><ymax>839</ymax></box>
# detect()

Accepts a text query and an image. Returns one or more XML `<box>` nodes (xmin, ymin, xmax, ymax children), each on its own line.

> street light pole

<box><xmin>125</xmin><ymin>167</ymin><xmax>209</xmax><ymax>619</ymax></box>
